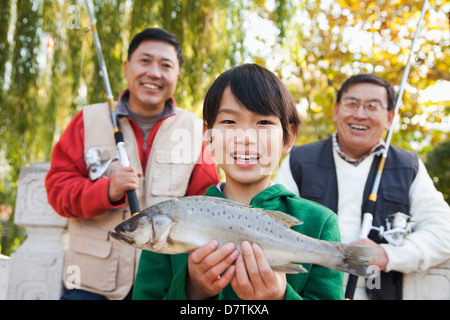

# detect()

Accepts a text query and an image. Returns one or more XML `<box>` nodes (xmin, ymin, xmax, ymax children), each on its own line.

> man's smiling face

<box><xmin>124</xmin><ymin>40</ymin><xmax>180</xmax><ymax>115</ymax></box>
<box><xmin>333</xmin><ymin>82</ymin><xmax>395</xmax><ymax>160</ymax></box>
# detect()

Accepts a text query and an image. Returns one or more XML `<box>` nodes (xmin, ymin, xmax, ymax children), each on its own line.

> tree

<box><xmin>0</xmin><ymin>0</ymin><xmax>247</xmax><ymax>254</ymax></box>
<box><xmin>426</xmin><ymin>140</ymin><xmax>450</xmax><ymax>205</ymax></box>
<box><xmin>251</xmin><ymin>0</ymin><xmax>449</xmax><ymax>151</ymax></box>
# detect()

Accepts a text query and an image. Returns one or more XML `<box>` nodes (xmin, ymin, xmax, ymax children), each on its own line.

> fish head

<box><xmin>111</xmin><ymin>207</ymin><xmax>174</xmax><ymax>251</ymax></box>
<box><xmin>111</xmin><ymin>213</ymin><xmax>151</xmax><ymax>247</ymax></box>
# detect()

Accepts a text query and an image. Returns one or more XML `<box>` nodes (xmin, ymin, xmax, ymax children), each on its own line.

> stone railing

<box><xmin>1</xmin><ymin>162</ymin><xmax>449</xmax><ymax>300</ymax></box>
<box><xmin>1</xmin><ymin>163</ymin><xmax>68</xmax><ymax>300</ymax></box>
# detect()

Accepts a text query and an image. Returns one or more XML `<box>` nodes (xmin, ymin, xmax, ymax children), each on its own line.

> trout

<box><xmin>111</xmin><ymin>196</ymin><xmax>377</xmax><ymax>276</ymax></box>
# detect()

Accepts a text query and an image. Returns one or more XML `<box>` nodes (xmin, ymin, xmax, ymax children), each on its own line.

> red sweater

<box><xmin>45</xmin><ymin>110</ymin><xmax>220</xmax><ymax>219</ymax></box>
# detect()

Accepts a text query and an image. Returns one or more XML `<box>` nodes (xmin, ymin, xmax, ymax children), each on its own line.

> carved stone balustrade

<box><xmin>5</xmin><ymin>163</ymin><xmax>68</xmax><ymax>300</ymax></box>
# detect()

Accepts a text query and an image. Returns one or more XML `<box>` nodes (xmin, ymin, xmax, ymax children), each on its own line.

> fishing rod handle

<box><xmin>114</xmin><ymin>131</ymin><xmax>140</xmax><ymax>215</ymax></box>
<box><xmin>117</xmin><ymin>141</ymin><xmax>130</xmax><ymax>168</ymax></box>
<box><xmin>127</xmin><ymin>190</ymin><xmax>140</xmax><ymax>216</ymax></box>
<box><xmin>345</xmin><ymin>275</ymin><xmax>358</xmax><ymax>300</ymax></box>
<box><xmin>346</xmin><ymin>204</ymin><xmax>376</xmax><ymax>299</ymax></box>
<box><xmin>113</xmin><ymin>131</ymin><xmax>130</xmax><ymax>167</ymax></box>
<box><xmin>359</xmin><ymin>212</ymin><xmax>374</xmax><ymax>239</ymax></box>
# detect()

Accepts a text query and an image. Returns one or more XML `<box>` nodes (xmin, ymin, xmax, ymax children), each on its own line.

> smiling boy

<box><xmin>133</xmin><ymin>63</ymin><xmax>344</xmax><ymax>300</ymax></box>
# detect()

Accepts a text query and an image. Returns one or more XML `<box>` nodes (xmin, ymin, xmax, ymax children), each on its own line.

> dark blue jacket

<box><xmin>289</xmin><ymin>137</ymin><xmax>418</xmax><ymax>299</ymax></box>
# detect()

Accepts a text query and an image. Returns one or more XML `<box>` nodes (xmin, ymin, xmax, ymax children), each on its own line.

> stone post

<box><xmin>0</xmin><ymin>254</ymin><xmax>10</xmax><ymax>299</ymax></box>
<box><xmin>7</xmin><ymin>163</ymin><xmax>68</xmax><ymax>300</ymax></box>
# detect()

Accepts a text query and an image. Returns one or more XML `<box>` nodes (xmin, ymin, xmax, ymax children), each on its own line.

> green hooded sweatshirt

<box><xmin>133</xmin><ymin>184</ymin><xmax>344</xmax><ymax>300</ymax></box>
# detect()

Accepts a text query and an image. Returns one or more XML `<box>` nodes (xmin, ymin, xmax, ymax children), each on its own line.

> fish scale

<box><xmin>171</xmin><ymin>197</ymin><xmax>328</xmax><ymax>264</ymax></box>
<box><xmin>111</xmin><ymin>196</ymin><xmax>378</xmax><ymax>276</ymax></box>
<box><xmin>173</xmin><ymin>199</ymin><xmax>294</xmax><ymax>250</ymax></box>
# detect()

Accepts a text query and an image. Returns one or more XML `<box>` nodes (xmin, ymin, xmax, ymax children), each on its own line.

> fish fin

<box><xmin>264</xmin><ymin>210</ymin><xmax>303</xmax><ymax>227</ymax></box>
<box><xmin>332</xmin><ymin>244</ymin><xmax>380</xmax><ymax>277</ymax></box>
<box><xmin>150</xmin><ymin>215</ymin><xmax>175</xmax><ymax>251</ymax></box>
<box><xmin>196</xmin><ymin>196</ymin><xmax>257</xmax><ymax>211</ymax></box>
<box><xmin>151</xmin><ymin>225</ymin><xmax>174</xmax><ymax>251</ymax></box>
<box><xmin>273</xmin><ymin>263</ymin><xmax>308</xmax><ymax>274</ymax></box>
<box><xmin>199</xmin><ymin>196</ymin><xmax>241</xmax><ymax>206</ymax></box>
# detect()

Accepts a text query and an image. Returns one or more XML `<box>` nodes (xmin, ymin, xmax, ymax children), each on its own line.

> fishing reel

<box><xmin>86</xmin><ymin>148</ymin><xmax>117</xmax><ymax>181</ymax></box>
<box><xmin>360</xmin><ymin>212</ymin><xmax>415</xmax><ymax>247</ymax></box>
<box><xmin>379</xmin><ymin>212</ymin><xmax>415</xmax><ymax>246</ymax></box>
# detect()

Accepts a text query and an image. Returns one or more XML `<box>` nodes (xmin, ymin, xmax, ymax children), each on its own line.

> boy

<box><xmin>133</xmin><ymin>64</ymin><xmax>344</xmax><ymax>300</ymax></box>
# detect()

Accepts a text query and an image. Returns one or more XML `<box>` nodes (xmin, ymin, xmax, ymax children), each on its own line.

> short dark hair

<box><xmin>336</xmin><ymin>74</ymin><xmax>397</xmax><ymax>111</ymax></box>
<box><xmin>203</xmin><ymin>63</ymin><xmax>301</xmax><ymax>145</ymax></box>
<box><xmin>127</xmin><ymin>28</ymin><xmax>184</xmax><ymax>68</ymax></box>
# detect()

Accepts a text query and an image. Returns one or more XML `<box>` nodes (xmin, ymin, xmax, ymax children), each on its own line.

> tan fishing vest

<box><xmin>62</xmin><ymin>103</ymin><xmax>203</xmax><ymax>299</ymax></box>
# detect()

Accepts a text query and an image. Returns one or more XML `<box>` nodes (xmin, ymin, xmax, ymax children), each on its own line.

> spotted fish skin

<box><xmin>111</xmin><ymin>196</ymin><xmax>377</xmax><ymax>276</ymax></box>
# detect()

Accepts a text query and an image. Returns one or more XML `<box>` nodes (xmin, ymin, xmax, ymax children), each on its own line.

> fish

<box><xmin>111</xmin><ymin>196</ymin><xmax>378</xmax><ymax>276</ymax></box>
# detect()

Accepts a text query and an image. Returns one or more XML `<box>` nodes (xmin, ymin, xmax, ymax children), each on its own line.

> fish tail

<box><xmin>332</xmin><ymin>243</ymin><xmax>379</xmax><ymax>277</ymax></box>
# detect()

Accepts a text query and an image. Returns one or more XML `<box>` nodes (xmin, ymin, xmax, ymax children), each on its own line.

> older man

<box><xmin>274</xmin><ymin>74</ymin><xmax>450</xmax><ymax>299</ymax></box>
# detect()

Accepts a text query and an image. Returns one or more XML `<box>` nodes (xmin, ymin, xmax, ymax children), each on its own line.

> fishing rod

<box><xmin>83</xmin><ymin>0</ymin><xmax>140</xmax><ymax>216</ymax></box>
<box><xmin>345</xmin><ymin>0</ymin><xmax>429</xmax><ymax>300</ymax></box>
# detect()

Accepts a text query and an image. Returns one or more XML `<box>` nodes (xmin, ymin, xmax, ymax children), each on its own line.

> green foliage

<box><xmin>127</xmin><ymin>0</ymin><xmax>246</xmax><ymax>114</ymax></box>
<box><xmin>0</xmin><ymin>0</ymin><xmax>11</xmax><ymax>93</ymax></box>
<box><xmin>258</xmin><ymin>0</ymin><xmax>450</xmax><ymax>149</ymax></box>
<box><xmin>0</xmin><ymin>0</ymin><xmax>247</xmax><ymax>255</ymax></box>
<box><xmin>426</xmin><ymin>140</ymin><xmax>450</xmax><ymax>205</ymax></box>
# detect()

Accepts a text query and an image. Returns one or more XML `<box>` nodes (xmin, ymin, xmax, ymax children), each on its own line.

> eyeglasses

<box><xmin>340</xmin><ymin>98</ymin><xmax>387</xmax><ymax>116</ymax></box>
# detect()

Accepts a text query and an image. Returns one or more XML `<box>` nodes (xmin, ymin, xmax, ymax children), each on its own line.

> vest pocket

<box><xmin>382</xmin><ymin>189</ymin><xmax>409</xmax><ymax>204</ymax></box>
<box><xmin>64</xmin><ymin>228</ymin><xmax>119</xmax><ymax>292</ymax></box>
<box><xmin>381</xmin><ymin>188</ymin><xmax>410</xmax><ymax>216</ymax></box>
<box><xmin>151</xmin><ymin>149</ymin><xmax>195</xmax><ymax>197</ymax></box>
<box><xmin>150</xmin><ymin>163</ymin><xmax>193</xmax><ymax>197</ymax></box>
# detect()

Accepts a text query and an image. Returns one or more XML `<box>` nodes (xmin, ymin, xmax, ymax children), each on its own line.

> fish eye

<box><xmin>125</xmin><ymin>221</ymin><xmax>137</xmax><ymax>232</ymax></box>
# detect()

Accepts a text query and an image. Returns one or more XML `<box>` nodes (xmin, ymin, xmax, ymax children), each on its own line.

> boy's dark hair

<box><xmin>127</xmin><ymin>28</ymin><xmax>184</xmax><ymax>68</ymax></box>
<box><xmin>336</xmin><ymin>74</ymin><xmax>397</xmax><ymax>111</ymax></box>
<box><xmin>203</xmin><ymin>63</ymin><xmax>301</xmax><ymax>145</ymax></box>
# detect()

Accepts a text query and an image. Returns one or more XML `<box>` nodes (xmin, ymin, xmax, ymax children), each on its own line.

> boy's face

<box><xmin>205</xmin><ymin>87</ymin><xmax>294</xmax><ymax>187</ymax></box>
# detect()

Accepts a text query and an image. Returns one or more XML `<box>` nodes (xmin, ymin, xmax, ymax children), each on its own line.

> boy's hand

<box><xmin>186</xmin><ymin>241</ymin><xmax>239</xmax><ymax>300</ymax></box>
<box><xmin>231</xmin><ymin>241</ymin><xmax>286</xmax><ymax>300</ymax></box>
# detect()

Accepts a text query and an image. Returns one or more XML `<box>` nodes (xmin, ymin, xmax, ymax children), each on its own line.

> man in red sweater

<box><xmin>45</xmin><ymin>28</ymin><xmax>219</xmax><ymax>300</ymax></box>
